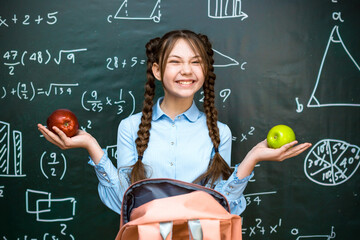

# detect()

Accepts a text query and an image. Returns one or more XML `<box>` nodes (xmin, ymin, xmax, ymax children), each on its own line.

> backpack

<box><xmin>115</xmin><ymin>178</ymin><xmax>242</xmax><ymax>240</ymax></box>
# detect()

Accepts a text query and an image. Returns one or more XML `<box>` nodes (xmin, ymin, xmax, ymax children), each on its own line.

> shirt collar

<box><xmin>152</xmin><ymin>97</ymin><xmax>201</xmax><ymax>122</ymax></box>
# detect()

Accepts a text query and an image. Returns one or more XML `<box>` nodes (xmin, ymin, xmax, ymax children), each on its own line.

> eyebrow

<box><xmin>168</xmin><ymin>55</ymin><xmax>201</xmax><ymax>59</ymax></box>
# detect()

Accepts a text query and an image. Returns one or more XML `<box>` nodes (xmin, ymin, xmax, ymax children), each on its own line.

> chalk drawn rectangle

<box><xmin>36</xmin><ymin>197</ymin><xmax>76</xmax><ymax>222</ymax></box>
<box><xmin>25</xmin><ymin>189</ymin><xmax>50</xmax><ymax>214</ymax></box>
<box><xmin>0</xmin><ymin>122</ymin><xmax>10</xmax><ymax>175</ymax></box>
<box><xmin>13</xmin><ymin>130</ymin><xmax>22</xmax><ymax>175</ymax></box>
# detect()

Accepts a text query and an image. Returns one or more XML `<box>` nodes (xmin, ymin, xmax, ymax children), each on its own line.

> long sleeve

<box><xmin>88</xmin><ymin>151</ymin><xmax>130</xmax><ymax>214</ymax></box>
<box><xmin>214</xmin><ymin>123</ymin><xmax>254</xmax><ymax>215</ymax></box>
<box><xmin>214</xmin><ymin>165</ymin><xmax>254</xmax><ymax>215</ymax></box>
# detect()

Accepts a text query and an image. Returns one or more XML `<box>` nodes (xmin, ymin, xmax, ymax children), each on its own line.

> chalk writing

<box><xmin>292</xmin><ymin>226</ymin><xmax>336</xmax><ymax>240</ymax></box>
<box><xmin>208</xmin><ymin>0</ymin><xmax>248</xmax><ymax>20</ymax></box>
<box><xmin>0</xmin><ymin>12</ymin><xmax>58</xmax><ymax>28</ymax></box>
<box><xmin>81</xmin><ymin>89</ymin><xmax>136</xmax><ymax>116</ymax></box>
<box><xmin>242</xmin><ymin>218</ymin><xmax>282</xmax><ymax>237</ymax></box>
<box><xmin>213</xmin><ymin>48</ymin><xmax>246</xmax><ymax>68</ymax></box>
<box><xmin>199</xmin><ymin>88</ymin><xmax>232</xmax><ymax>104</ymax></box>
<box><xmin>244</xmin><ymin>191</ymin><xmax>277</xmax><ymax>206</ymax></box>
<box><xmin>108</xmin><ymin>0</ymin><xmax>161</xmax><ymax>23</ymax></box>
<box><xmin>0</xmin><ymin>186</ymin><xmax>4</xmax><ymax>198</ymax></box>
<box><xmin>307</xmin><ymin>25</ymin><xmax>360</xmax><ymax>107</ymax></box>
<box><xmin>0</xmin><ymin>82</ymin><xmax>78</xmax><ymax>101</ymax></box>
<box><xmin>26</xmin><ymin>189</ymin><xmax>76</xmax><ymax>222</ymax></box>
<box><xmin>106</xmin><ymin>56</ymin><xmax>146</xmax><ymax>70</ymax></box>
<box><xmin>0</xmin><ymin>121</ymin><xmax>25</xmax><ymax>177</ymax></box>
<box><xmin>304</xmin><ymin>139</ymin><xmax>360</xmax><ymax>186</ymax></box>
<box><xmin>232</xmin><ymin>126</ymin><xmax>255</xmax><ymax>143</ymax></box>
<box><xmin>40</xmin><ymin>151</ymin><xmax>67</xmax><ymax>181</ymax></box>
<box><xmin>295</xmin><ymin>97</ymin><xmax>304</xmax><ymax>113</ymax></box>
<box><xmin>106</xmin><ymin>145</ymin><xmax>117</xmax><ymax>165</ymax></box>
<box><xmin>2</xmin><ymin>48</ymin><xmax>87</xmax><ymax>75</ymax></box>
<box><xmin>1</xmin><ymin>223</ymin><xmax>75</xmax><ymax>239</ymax></box>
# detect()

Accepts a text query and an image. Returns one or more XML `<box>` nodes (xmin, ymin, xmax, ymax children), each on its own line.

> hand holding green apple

<box><xmin>267</xmin><ymin>124</ymin><xmax>296</xmax><ymax>149</ymax></box>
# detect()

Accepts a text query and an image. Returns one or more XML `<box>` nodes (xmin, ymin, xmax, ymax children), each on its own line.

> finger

<box><xmin>38</xmin><ymin>125</ymin><xmax>68</xmax><ymax>148</ymax></box>
<box><xmin>38</xmin><ymin>127</ymin><xmax>63</xmax><ymax>147</ymax></box>
<box><xmin>283</xmin><ymin>143</ymin><xmax>312</xmax><ymax>159</ymax></box>
<box><xmin>52</xmin><ymin>126</ymin><xmax>70</xmax><ymax>141</ymax></box>
<box><xmin>281</xmin><ymin>140</ymin><xmax>299</xmax><ymax>150</ymax></box>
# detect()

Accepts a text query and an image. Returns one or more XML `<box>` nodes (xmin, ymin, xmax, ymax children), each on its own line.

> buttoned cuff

<box><xmin>88</xmin><ymin>150</ymin><xmax>119</xmax><ymax>187</ymax></box>
<box><xmin>215</xmin><ymin>164</ymin><xmax>254</xmax><ymax>201</ymax></box>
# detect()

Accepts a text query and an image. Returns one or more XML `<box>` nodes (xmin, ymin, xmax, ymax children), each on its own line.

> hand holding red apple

<box><xmin>37</xmin><ymin>109</ymin><xmax>104</xmax><ymax>163</ymax></box>
<box><xmin>47</xmin><ymin>109</ymin><xmax>79</xmax><ymax>137</ymax></box>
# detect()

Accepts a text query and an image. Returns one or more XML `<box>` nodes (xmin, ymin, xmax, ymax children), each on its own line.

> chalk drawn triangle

<box><xmin>307</xmin><ymin>25</ymin><xmax>360</xmax><ymax>108</ymax></box>
<box><xmin>213</xmin><ymin>48</ymin><xmax>239</xmax><ymax>67</ymax></box>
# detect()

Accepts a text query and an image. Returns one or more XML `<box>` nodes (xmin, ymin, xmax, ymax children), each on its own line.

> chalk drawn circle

<box><xmin>304</xmin><ymin>139</ymin><xmax>360</xmax><ymax>186</ymax></box>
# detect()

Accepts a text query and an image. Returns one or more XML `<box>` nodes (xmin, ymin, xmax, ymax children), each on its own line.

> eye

<box><xmin>168</xmin><ymin>59</ymin><xmax>180</xmax><ymax>64</ymax></box>
<box><xmin>192</xmin><ymin>58</ymin><xmax>202</xmax><ymax>64</ymax></box>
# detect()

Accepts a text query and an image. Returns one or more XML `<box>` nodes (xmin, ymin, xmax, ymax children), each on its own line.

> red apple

<box><xmin>47</xmin><ymin>109</ymin><xmax>79</xmax><ymax>137</ymax></box>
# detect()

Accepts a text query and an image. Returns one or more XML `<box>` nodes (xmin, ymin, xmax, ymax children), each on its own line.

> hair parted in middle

<box><xmin>129</xmin><ymin>29</ymin><xmax>233</xmax><ymax>187</ymax></box>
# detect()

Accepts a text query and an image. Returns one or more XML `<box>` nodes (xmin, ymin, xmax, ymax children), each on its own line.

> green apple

<box><xmin>267</xmin><ymin>124</ymin><xmax>296</xmax><ymax>149</ymax></box>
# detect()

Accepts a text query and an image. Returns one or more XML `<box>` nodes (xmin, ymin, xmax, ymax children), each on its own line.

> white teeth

<box><xmin>178</xmin><ymin>81</ymin><xmax>193</xmax><ymax>85</ymax></box>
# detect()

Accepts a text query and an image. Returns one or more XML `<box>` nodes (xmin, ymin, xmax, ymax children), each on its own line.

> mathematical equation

<box><xmin>0</xmin><ymin>12</ymin><xmax>58</xmax><ymax>28</ymax></box>
<box><xmin>2</xmin><ymin>48</ymin><xmax>87</xmax><ymax>75</ymax></box>
<box><xmin>233</xmin><ymin>126</ymin><xmax>256</xmax><ymax>143</ymax></box>
<box><xmin>0</xmin><ymin>82</ymin><xmax>78</xmax><ymax>101</ymax></box>
<box><xmin>81</xmin><ymin>89</ymin><xmax>136</xmax><ymax>116</ymax></box>
<box><xmin>242</xmin><ymin>218</ymin><xmax>282</xmax><ymax>238</ymax></box>
<box><xmin>106</xmin><ymin>56</ymin><xmax>146</xmax><ymax>70</ymax></box>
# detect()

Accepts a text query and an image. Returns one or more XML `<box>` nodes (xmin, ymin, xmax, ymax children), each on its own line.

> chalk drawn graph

<box><xmin>26</xmin><ymin>189</ymin><xmax>76</xmax><ymax>222</ymax></box>
<box><xmin>308</xmin><ymin>25</ymin><xmax>360</xmax><ymax>107</ymax></box>
<box><xmin>108</xmin><ymin>0</ymin><xmax>161</xmax><ymax>23</ymax></box>
<box><xmin>208</xmin><ymin>0</ymin><xmax>248</xmax><ymax>20</ymax></box>
<box><xmin>0</xmin><ymin>121</ymin><xmax>25</xmax><ymax>177</ymax></box>
<box><xmin>304</xmin><ymin>139</ymin><xmax>360</xmax><ymax>186</ymax></box>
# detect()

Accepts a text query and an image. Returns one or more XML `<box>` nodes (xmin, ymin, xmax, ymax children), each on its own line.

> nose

<box><xmin>180</xmin><ymin>63</ymin><xmax>192</xmax><ymax>75</ymax></box>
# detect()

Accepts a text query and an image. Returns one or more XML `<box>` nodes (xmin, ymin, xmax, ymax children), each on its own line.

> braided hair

<box><xmin>130</xmin><ymin>30</ymin><xmax>233</xmax><ymax>186</ymax></box>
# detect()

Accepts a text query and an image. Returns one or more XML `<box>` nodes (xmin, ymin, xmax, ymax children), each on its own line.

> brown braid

<box><xmin>130</xmin><ymin>37</ymin><xmax>160</xmax><ymax>183</ymax></box>
<box><xmin>193</xmin><ymin>34</ymin><xmax>233</xmax><ymax>187</ymax></box>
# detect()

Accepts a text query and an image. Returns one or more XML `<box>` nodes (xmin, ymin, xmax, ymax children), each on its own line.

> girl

<box><xmin>37</xmin><ymin>30</ymin><xmax>311</xmax><ymax>215</ymax></box>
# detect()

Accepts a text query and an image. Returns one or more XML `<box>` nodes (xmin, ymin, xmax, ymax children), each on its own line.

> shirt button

<box><xmin>102</xmin><ymin>173</ymin><xmax>106</xmax><ymax>176</ymax></box>
<box><xmin>229</xmin><ymin>186</ymin><xmax>233</xmax><ymax>190</ymax></box>
<box><xmin>172</xmin><ymin>124</ymin><xmax>175</xmax><ymax>127</ymax></box>
<box><xmin>178</xmin><ymin>116</ymin><xmax>181</xmax><ymax>119</ymax></box>
<box><xmin>226</xmin><ymin>192</ymin><xmax>230</xmax><ymax>195</ymax></box>
<box><xmin>170</xmin><ymin>162</ymin><xmax>174</xmax><ymax>166</ymax></box>
<box><xmin>170</xmin><ymin>142</ymin><xmax>174</xmax><ymax>145</ymax></box>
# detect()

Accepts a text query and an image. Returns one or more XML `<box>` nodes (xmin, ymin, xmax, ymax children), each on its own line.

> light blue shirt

<box><xmin>89</xmin><ymin>97</ymin><xmax>253</xmax><ymax>215</ymax></box>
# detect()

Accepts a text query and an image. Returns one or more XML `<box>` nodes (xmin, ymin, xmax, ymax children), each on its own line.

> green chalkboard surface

<box><xmin>1</xmin><ymin>0</ymin><xmax>359</xmax><ymax>239</ymax></box>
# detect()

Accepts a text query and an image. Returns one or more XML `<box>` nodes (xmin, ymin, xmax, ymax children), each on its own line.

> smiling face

<box><xmin>152</xmin><ymin>39</ymin><xmax>205</xmax><ymax>102</ymax></box>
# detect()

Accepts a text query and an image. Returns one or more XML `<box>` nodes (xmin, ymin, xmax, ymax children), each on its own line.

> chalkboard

<box><xmin>1</xmin><ymin>0</ymin><xmax>359</xmax><ymax>239</ymax></box>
